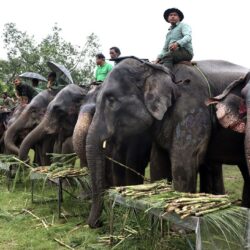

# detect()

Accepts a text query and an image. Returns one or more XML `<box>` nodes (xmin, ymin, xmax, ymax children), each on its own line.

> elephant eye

<box><xmin>107</xmin><ymin>96</ymin><xmax>116</xmax><ymax>104</ymax></box>
<box><xmin>106</xmin><ymin>95</ymin><xmax>120</xmax><ymax>110</ymax></box>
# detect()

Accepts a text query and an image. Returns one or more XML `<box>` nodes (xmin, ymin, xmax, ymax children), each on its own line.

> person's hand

<box><xmin>169</xmin><ymin>42</ymin><xmax>179</xmax><ymax>51</ymax></box>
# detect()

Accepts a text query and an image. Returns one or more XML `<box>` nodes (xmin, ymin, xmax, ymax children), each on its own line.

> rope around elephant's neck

<box><xmin>193</xmin><ymin>65</ymin><xmax>212</xmax><ymax>98</ymax></box>
<box><xmin>193</xmin><ymin>65</ymin><xmax>216</xmax><ymax>127</ymax></box>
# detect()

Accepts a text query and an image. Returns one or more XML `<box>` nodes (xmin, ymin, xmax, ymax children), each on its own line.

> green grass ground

<box><xmin>0</xmin><ymin>165</ymin><xmax>244</xmax><ymax>250</ymax></box>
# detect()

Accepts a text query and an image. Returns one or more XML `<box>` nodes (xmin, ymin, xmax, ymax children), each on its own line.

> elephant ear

<box><xmin>205</xmin><ymin>76</ymin><xmax>246</xmax><ymax>106</ymax></box>
<box><xmin>144</xmin><ymin>72</ymin><xmax>180</xmax><ymax>120</ymax></box>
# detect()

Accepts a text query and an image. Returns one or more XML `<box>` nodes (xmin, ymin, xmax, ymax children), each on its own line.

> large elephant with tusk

<box><xmin>72</xmin><ymin>84</ymin><xmax>152</xmax><ymax>187</ymax></box>
<box><xmin>84</xmin><ymin>57</ymin><xmax>250</xmax><ymax>228</ymax></box>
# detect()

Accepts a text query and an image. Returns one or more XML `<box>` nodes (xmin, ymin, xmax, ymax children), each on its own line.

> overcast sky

<box><xmin>0</xmin><ymin>0</ymin><xmax>249</xmax><ymax>67</ymax></box>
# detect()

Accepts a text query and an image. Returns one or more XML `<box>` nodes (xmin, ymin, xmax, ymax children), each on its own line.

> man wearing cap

<box><xmin>154</xmin><ymin>8</ymin><xmax>193</xmax><ymax>69</ymax></box>
<box><xmin>95</xmin><ymin>53</ymin><xmax>113</xmax><ymax>83</ymax></box>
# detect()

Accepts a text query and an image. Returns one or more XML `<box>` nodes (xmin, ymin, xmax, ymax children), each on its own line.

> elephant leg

<box><xmin>41</xmin><ymin>136</ymin><xmax>54</xmax><ymax>165</ymax></box>
<box><xmin>199</xmin><ymin>162</ymin><xmax>225</xmax><ymax>194</ymax></box>
<box><xmin>62</xmin><ymin>137</ymin><xmax>73</xmax><ymax>154</ymax></box>
<box><xmin>125</xmin><ymin>150</ymin><xmax>146</xmax><ymax>185</ymax></box>
<box><xmin>33</xmin><ymin>144</ymin><xmax>42</xmax><ymax>166</ymax></box>
<box><xmin>238</xmin><ymin>163</ymin><xmax>250</xmax><ymax>208</ymax></box>
<box><xmin>110</xmin><ymin>141</ymin><xmax>126</xmax><ymax>186</ymax></box>
<box><xmin>171</xmin><ymin>156</ymin><xmax>198</xmax><ymax>192</ymax></box>
<box><xmin>124</xmin><ymin>139</ymin><xmax>150</xmax><ymax>185</ymax></box>
<box><xmin>171</xmin><ymin>143</ymin><xmax>207</xmax><ymax>192</ymax></box>
<box><xmin>150</xmin><ymin>142</ymin><xmax>172</xmax><ymax>182</ymax></box>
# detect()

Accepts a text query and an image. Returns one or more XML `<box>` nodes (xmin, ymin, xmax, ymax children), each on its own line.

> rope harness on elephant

<box><xmin>193</xmin><ymin>65</ymin><xmax>217</xmax><ymax>127</ymax></box>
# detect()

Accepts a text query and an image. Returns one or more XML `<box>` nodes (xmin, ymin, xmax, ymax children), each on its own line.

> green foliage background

<box><xmin>0</xmin><ymin>23</ymin><xmax>101</xmax><ymax>96</ymax></box>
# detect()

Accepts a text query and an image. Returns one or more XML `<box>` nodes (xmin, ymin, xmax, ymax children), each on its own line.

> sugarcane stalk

<box><xmin>54</xmin><ymin>238</ymin><xmax>75</xmax><ymax>250</ymax></box>
<box><xmin>195</xmin><ymin>202</ymin><xmax>231</xmax><ymax>216</ymax></box>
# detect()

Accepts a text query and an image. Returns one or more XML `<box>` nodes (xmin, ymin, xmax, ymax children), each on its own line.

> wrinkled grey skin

<box><xmin>4</xmin><ymin>90</ymin><xmax>58</xmax><ymax>165</ymax></box>
<box><xmin>205</xmin><ymin>72</ymin><xmax>250</xmax><ymax>205</ymax></box>
<box><xmin>73</xmin><ymin>85</ymin><xmax>100</xmax><ymax>167</ymax></box>
<box><xmin>73</xmin><ymin>85</ymin><xmax>151</xmax><ymax>186</ymax></box>
<box><xmin>0</xmin><ymin>104</ymin><xmax>27</xmax><ymax>154</ymax></box>
<box><xmin>0</xmin><ymin>110</ymin><xmax>13</xmax><ymax>153</ymax></box>
<box><xmin>18</xmin><ymin>84</ymin><xmax>88</xmax><ymax>163</ymax></box>
<box><xmin>206</xmin><ymin>75</ymin><xmax>250</xmax><ymax>133</ymax></box>
<box><xmin>86</xmin><ymin>58</ymin><xmax>250</xmax><ymax>228</ymax></box>
<box><xmin>0</xmin><ymin>105</ymin><xmax>27</xmax><ymax>154</ymax></box>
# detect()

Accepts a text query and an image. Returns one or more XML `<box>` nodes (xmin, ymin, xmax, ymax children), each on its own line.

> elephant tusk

<box><xmin>102</xmin><ymin>140</ymin><xmax>107</xmax><ymax>149</ymax></box>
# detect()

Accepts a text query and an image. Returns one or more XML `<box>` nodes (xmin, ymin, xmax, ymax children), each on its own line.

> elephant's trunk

<box><xmin>4</xmin><ymin>113</ymin><xmax>29</xmax><ymax>155</ymax></box>
<box><xmin>86</xmin><ymin>123</ymin><xmax>106</xmax><ymax>228</ymax></box>
<box><xmin>73</xmin><ymin>104</ymin><xmax>95</xmax><ymax>167</ymax></box>
<box><xmin>19</xmin><ymin>116</ymin><xmax>48</xmax><ymax>161</ymax></box>
<box><xmin>4</xmin><ymin>127</ymin><xmax>19</xmax><ymax>155</ymax></box>
<box><xmin>4</xmin><ymin>111</ymin><xmax>30</xmax><ymax>155</ymax></box>
<box><xmin>245</xmin><ymin>84</ymin><xmax>250</xmax><ymax>176</ymax></box>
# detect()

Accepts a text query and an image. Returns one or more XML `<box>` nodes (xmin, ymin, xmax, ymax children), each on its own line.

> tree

<box><xmin>1</xmin><ymin>23</ymin><xmax>101</xmax><ymax>86</ymax></box>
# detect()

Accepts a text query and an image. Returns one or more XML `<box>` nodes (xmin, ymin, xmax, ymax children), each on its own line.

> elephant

<box><xmin>18</xmin><ymin>84</ymin><xmax>89</xmax><ymax>163</ymax></box>
<box><xmin>0</xmin><ymin>111</ymin><xmax>12</xmax><ymax>153</ymax></box>
<box><xmin>0</xmin><ymin>105</ymin><xmax>27</xmax><ymax>154</ymax></box>
<box><xmin>205</xmin><ymin>72</ymin><xmax>250</xmax><ymax>204</ymax></box>
<box><xmin>73</xmin><ymin>85</ymin><xmax>152</xmax><ymax>186</ymax></box>
<box><xmin>4</xmin><ymin>89</ymin><xmax>59</xmax><ymax>165</ymax></box>
<box><xmin>85</xmin><ymin>57</ymin><xmax>250</xmax><ymax>228</ymax></box>
<box><xmin>205</xmin><ymin>73</ymin><xmax>250</xmax><ymax>133</ymax></box>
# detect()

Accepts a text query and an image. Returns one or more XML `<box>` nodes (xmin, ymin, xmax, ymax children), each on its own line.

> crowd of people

<box><xmin>1</xmin><ymin>7</ymin><xmax>191</xmax><ymax>111</ymax></box>
<box><xmin>0</xmin><ymin>70</ymin><xmax>60</xmax><ymax>111</ymax></box>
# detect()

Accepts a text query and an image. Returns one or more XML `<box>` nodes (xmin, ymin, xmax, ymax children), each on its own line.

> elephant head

<box><xmin>206</xmin><ymin>72</ymin><xmax>250</xmax><ymax>174</ymax></box>
<box><xmin>4</xmin><ymin>90</ymin><xmax>57</xmax><ymax>155</ymax></box>
<box><xmin>86</xmin><ymin>58</ymin><xmax>180</xmax><ymax>228</ymax></box>
<box><xmin>206</xmin><ymin>72</ymin><xmax>250</xmax><ymax>133</ymax></box>
<box><xmin>18</xmin><ymin>84</ymin><xmax>87</xmax><ymax>162</ymax></box>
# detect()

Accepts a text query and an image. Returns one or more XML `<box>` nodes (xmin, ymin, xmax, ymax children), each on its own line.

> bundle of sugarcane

<box><xmin>163</xmin><ymin>194</ymin><xmax>231</xmax><ymax>219</ymax></box>
<box><xmin>48</xmin><ymin>167</ymin><xmax>88</xmax><ymax>179</ymax></box>
<box><xmin>114</xmin><ymin>182</ymin><xmax>173</xmax><ymax>199</ymax></box>
<box><xmin>111</xmin><ymin>181</ymin><xmax>231</xmax><ymax>218</ymax></box>
<box><xmin>31</xmin><ymin>166</ymin><xmax>50</xmax><ymax>173</ymax></box>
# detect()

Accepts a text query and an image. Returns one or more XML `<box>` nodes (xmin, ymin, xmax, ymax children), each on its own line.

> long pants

<box><xmin>161</xmin><ymin>48</ymin><xmax>193</xmax><ymax>70</ymax></box>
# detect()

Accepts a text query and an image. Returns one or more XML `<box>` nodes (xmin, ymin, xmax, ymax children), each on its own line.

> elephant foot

<box><xmin>87</xmin><ymin>217</ymin><xmax>103</xmax><ymax>228</ymax></box>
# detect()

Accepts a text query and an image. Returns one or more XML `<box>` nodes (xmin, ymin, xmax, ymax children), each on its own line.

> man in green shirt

<box><xmin>95</xmin><ymin>53</ymin><xmax>113</xmax><ymax>83</ymax></box>
<box><xmin>154</xmin><ymin>8</ymin><xmax>193</xmax><ymax>70</ymax></box>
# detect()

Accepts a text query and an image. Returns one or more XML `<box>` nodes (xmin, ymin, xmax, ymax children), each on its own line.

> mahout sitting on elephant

<box><xmin>84</xmin><ymin>56</ymin><xmax>250</xmax><ymax>228</ymax></box>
